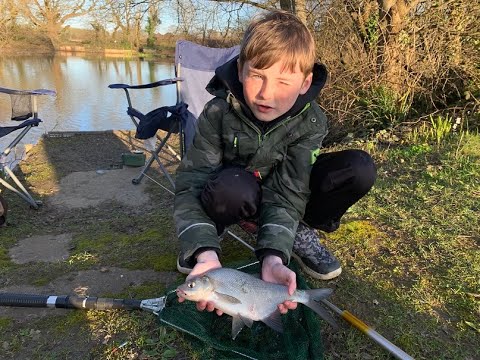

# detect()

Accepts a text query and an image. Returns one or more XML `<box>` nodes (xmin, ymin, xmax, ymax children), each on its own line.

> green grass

<box><xmin>319</xmin><ymin>130</ymin><xmax>479</xmax><ymax>359</ymax></box>
<box><xmin>0</xmin><ymin>130</ymin><xmax>478</xmax><ymax>359</ymax></box>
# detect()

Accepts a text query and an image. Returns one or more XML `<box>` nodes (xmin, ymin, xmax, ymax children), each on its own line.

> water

<box><xmin>0</xmin><ymin>53</ymin><xmax>176</xmax><ymax>166</ymax></box>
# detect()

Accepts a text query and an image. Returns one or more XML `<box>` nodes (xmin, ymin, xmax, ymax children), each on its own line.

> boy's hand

<box><xmin>177</xmin><ymin>250</ymin><xmax>223</xmax><ymax>316</ymax></box>
<box><xmin>261</xmin><ymin>255</ymin><xmax>298</xmax><ymax>314</ymax></box>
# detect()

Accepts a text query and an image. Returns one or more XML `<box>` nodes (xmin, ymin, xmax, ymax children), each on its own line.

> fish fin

<box><xmin>239</xmin><ymin>315</ymin><xmax>253</xmax><ymax>328</ymax></box>
<box><xmin>262</xmin><ymin>310</ymin><xmax>284</xmax><ymax>333</ymax></box>
<box><xmin>214</xmin><ymin>291</ymin><xmax>242</xmax><ymax>304</ymax></box>
<box><xmin>304</xmin><ymin>289</ymin><xmax>338</xmax><ymax>330</ymax></box>
<box><xmin>231</xmin><ymin>316</ymin><xmax>245</xmax><ymax>339</ymax></box>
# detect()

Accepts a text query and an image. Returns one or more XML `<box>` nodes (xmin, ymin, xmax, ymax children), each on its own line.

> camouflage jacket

<box><xmin>174</xmin><ymin>57</ymin><xmax>328</xmax><ymax>264</ymax></box>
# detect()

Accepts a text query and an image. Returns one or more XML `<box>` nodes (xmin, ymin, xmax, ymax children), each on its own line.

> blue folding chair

<box><xmin>0</xmin><ymin>87</ymin><xmax>56</xmax><ymax>209</ymax></box>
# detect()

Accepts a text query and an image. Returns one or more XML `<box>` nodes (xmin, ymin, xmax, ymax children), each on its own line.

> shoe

<box><xmin>292</xmin><ymin>222</ymin><xmax>342</xmax><ymax>280</ymax></box>
<box><xmin>238</xmin><ymin>219</ymin><xmax>258</xmax><ymax>235</ymax></box>
<box><xmin>177</xmin><ymin>253</ymin><xmax>194</xmax><ymax>275</ymax></box>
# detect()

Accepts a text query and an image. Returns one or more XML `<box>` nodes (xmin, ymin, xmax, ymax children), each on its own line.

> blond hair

<box><xmin>239</xmin><ymin>10</ymin><xmax>316</xmax><ymax>76</ymax></box>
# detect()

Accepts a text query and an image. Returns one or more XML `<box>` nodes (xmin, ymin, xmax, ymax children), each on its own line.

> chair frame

<box><xmin>109</xmin><ymin>79</ymin><xmax>184</xmax><ymax>189</ymax></box>
<box><xmin>0</xmin><ymin>87</ymin><xmax>56</xmax><ymax>209</ymax></box>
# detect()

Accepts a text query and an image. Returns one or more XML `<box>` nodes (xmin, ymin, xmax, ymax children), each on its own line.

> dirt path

<box><xmin>0</xmin><ymin>131</ymin><xmax>182</xmax><ymax>359</ymax></box>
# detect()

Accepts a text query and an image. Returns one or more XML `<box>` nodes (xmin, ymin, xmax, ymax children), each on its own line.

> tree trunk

<box><xmin>376</xmin><ymin>0</ymin><xmax>410</xmax><ymax>91</ymax></box>
<box><xmin>294</xmin><ymin>0</ymin><xmax>307</xmax><ymax>25</ymax></box>
<box><xmin>45</xmin><ymin>24</ymin><xmax>62</xmax><ymax>51</ymax></box>
<box><xmin>280</xmin><ymin>0</ymin><xmax>307</xmax><ymax>25</ymax></box>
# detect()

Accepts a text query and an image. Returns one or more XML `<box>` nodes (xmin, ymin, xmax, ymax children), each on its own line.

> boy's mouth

<box><xmin>256</xmin><ymin>104</ymin><xmax>273</xmax><ymax>113</ymax></box>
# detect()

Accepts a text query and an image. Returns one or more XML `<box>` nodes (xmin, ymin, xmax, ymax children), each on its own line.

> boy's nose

<box><xmin>258</xmin><ymin>79</ymin><xmax>274</xmax><ymax>100</ymax></box>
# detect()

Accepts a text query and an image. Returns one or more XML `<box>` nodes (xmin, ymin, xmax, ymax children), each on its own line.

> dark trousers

<box><xmin>200</xmin><ymin>150</ymin><xmax>377</xmax><ymax>233</ymax></box>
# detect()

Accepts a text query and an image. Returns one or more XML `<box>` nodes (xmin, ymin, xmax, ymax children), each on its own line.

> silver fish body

<box><xmin>176</xmin><ymin>268</ymin><xmax>337</xmax><ymax>339</ymax></box>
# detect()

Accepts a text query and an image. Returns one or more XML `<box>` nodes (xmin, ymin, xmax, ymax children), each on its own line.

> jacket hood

<box><xmin>206</xmin><ymin>55</ymin><xmax>328</xmax><ymax>123</ymax></box>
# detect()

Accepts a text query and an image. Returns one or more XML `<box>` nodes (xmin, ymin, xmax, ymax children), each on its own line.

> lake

<box><xmin>0</xmin><ymin>53</ymin><xmax>176</xmax><ymax>165</ymax></box>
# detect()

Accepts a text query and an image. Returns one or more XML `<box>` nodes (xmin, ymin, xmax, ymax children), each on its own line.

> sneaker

<box><xmin>292</xmin><ymin>222</ymin><xmax>342</xmax><ymax>280</ymax></box>
<box><xmin>238</xmin><ymin>219</ymin><xmax>258</xmax><ymax>235</ymax></box>
<box><xmin>177</xmin><ymin>253</ymin><xmax>194</xmax><ymax>275</ymax></box>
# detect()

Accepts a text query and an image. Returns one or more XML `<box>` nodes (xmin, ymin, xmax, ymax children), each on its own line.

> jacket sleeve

<box><xmin>256</xmin><ymin>107</ymin><xmax>328</xmax><ymax>264</ymax></box>
<box><xmin>173</xmin><ymin>98</ymin><xmax>226</xmax><ymax>263</ymax></box>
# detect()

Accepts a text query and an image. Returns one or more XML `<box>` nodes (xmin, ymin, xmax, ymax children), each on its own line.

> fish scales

<box><xmin>177</xmin><ymin>268</ymin><xmax>337</xmax><ymax>339</ymax></box>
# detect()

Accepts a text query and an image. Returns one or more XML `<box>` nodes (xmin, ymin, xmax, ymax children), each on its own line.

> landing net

<box><xmin>158</xmin><ymin>260</ymin><xmax>326</xmax><ymax>360</ymax></box>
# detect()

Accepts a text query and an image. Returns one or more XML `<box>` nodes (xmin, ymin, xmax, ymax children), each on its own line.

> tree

<box><xmin>0</xmin><ymin>0</ymin><xmax>18</xmax><ymax>46</ymax></box>
<box><xmin>14</xmin><ymin>0</ymin><xmax>99</xmax><ymax>50</ymax></box>
<box><xmin>146</xmin><ymin>3</ymin><xmax>160</xmax><ymax>47</ymax></box>
<box><xmin>311</xmin><ymin>0</ymin><xmax>480</xmax><ymax>139</ymax></box>
<box><xmin>212</xmin><ymin>0</ymin><xmax>308</xmax><ymax>23</ymax></box>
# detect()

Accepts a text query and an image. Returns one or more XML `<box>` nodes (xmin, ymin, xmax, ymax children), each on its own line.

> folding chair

<box><xmin>0</xmin><ymin>87</ymin><xmax>56</xmax><ymax>209</ymax></box>
<box><xmin>109</xmin><ymin>40</ymin><xmax>240</xmax><ymax>192</ymax></box>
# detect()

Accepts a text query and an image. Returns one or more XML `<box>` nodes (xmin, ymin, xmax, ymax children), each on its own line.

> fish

<box><xmin>176</xmin><ymin>267</ymin><xmax>338</xmax><ymax>339</ymax></box>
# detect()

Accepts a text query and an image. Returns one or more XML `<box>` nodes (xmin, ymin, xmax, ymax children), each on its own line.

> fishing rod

<box><xmin>0</xmin><ymin>292</ymin><xmax>170</xmax><ymax>315</ymax></box>
<box><xmin>321</xmin><ymin>299</ymin><xmax>414</xmax><ymax>360</ymax></box>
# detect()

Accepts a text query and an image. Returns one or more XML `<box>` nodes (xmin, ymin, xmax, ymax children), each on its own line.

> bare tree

<box><xmin>146</xmin><ymin>2</ymin><xmax>160</xmax><ymax>47</ymax></box>
<box><xmin>172</xmin><ymin>0</ymin><xmax>246</xmax><ymax>44</ymax></box>
<box><xmin>96</xmin><ymin>0</ymin><xmax>165</xmax><ymax>49</ymax></box>
<box><xmin>0</xmin><ymin>0</ymin><xmax>18</xmax><ymax>46</ymax></box>
<box><xmin>209</xmin><ymin>0</ymin><xmax>308</xmax><ymax>23</ymax></box>
<box><xmin>14</xmin><ymin>0</ymin><xmax>99</xmax><ymax>50</ymax></box>
<box><xmin>310</xmin><ymin>0</ymin><xmax>480</xmax><ymax>139</ymax></box>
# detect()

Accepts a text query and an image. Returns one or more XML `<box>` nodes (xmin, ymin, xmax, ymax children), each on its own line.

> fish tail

<box><xmin>303</xmin><ymin>289</ymin><xmax>338</xmax><ymax>330</ymax></box>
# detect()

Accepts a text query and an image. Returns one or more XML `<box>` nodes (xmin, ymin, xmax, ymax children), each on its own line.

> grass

<box><xmin>0</xmin><ymin>129</ymin><xmax>479</xmax><ymax>359</ymax></box>
<box><xmin>319</xmin><ymin>128</ymin><xmax>479</xmax><ymax>359</ymax></box>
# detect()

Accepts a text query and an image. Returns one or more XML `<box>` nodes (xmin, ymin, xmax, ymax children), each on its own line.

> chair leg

<box><xmin>0</xmin><ymin>167</ymin><xmax>40</xmax><ymax>209</ymax></box>
<box><xmin>151</xmin><ymin>152</ymin><xmax>176</xmax><ymax>188</ymax></box>
<box><xmin>162</xmin><ymin>141</ymin><xmax>181</xmax><ymax>162</ymax></box>
<box><xmin>132</xmin><ymin>151</ymin><xmax>175</xmax><ymax>189</ymax></box>
<box><xmin>226</xmin><ymin>230</ymin><xmax>255</xmax><ymax>251</ymax></box>
<box><xmin>132</xmin><ymin>131</ymin><xmax>177</xmax><ymax>188</ymax></box>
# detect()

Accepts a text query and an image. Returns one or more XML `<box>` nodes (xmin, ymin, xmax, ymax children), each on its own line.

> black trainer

<box><xmin>292</xmin><ymin>222</ymin><xmax>342</xmax><ymax>280</ymax></box>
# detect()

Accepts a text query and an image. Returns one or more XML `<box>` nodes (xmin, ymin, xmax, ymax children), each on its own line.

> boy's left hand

<box><xmin>261</xmin><ymin>255</ymin><xmax>298</xmax><ymax>314</ymax></box>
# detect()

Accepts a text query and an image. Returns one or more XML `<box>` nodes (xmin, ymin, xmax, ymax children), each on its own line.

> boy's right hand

<box><xmin>177</xmin><ymin>250</ymin><xmax>223</xmax><ymax>315</ymax></box>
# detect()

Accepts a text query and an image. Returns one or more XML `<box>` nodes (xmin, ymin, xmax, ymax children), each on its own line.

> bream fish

<box><xmin>176</xmin><ymin>267</ymin><xmax>338</xmax><ymax>339</ymax></box>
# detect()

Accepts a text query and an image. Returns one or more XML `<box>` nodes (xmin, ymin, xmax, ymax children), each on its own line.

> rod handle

<box><xmin>0</xmin><ymin>293</ymin><xmax>142</xmax><ymax>311</ymax></box>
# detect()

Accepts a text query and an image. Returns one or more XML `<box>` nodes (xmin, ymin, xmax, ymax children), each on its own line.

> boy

<box><xmin>174</xmin><ymin>10</ymin><xmax>376</xmax><ymax>314</ymax></box>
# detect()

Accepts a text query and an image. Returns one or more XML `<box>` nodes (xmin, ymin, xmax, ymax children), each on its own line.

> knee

<box><xmin>345</xmin><ymin>150</ymin><xmax>377</xmax><ymax>194</ymax></box>
<box><xmin>200</xmin><ymin>167</ymin><xmax>261</xmax><ymax>225</ymax></box>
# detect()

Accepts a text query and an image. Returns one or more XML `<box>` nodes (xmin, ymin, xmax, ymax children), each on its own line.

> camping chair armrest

<box><xmin>108</xmin><ymin>77</ymin><xmax>183</xmax><ymax>90</ymax></box>
<box><xmin>0</xmin><ymin>87</ymin><xmax>56</xmax><ymax>96</ymax></box>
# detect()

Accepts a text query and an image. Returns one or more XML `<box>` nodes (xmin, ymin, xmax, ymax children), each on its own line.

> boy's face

<box><xmin>238</xmin><ymin>59</ymin><xmax>313</xmax><ymax>122</ymax></box>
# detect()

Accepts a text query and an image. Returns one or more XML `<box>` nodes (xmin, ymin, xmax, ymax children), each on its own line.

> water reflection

<box><xmin>0</xmin><ymin>54</ymin><xmax>176</xmax><ymax>155</ymax></box>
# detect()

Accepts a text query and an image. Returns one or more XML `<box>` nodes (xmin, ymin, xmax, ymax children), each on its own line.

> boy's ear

<box><xmin>299</xmin><ymin>72</ymin><xmax>313</xmax><ymax>95</ymax></box>
<box><xmin>237</xmin><ymin>59</ymin><xmax>244</xmax><ymax>83</ymax></box>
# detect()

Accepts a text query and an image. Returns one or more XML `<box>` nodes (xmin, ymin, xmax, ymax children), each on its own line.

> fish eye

<box><xmin>187</xmin><ymin>281</ymin><xmax>195</xmax><ymax>288</ymax></box>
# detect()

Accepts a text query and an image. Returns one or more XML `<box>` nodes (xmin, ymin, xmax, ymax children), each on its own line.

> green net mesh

<box><xmin>158</xmin><ymin>260</ymin><xmax>325</xmax><ymax>360</ymax></box>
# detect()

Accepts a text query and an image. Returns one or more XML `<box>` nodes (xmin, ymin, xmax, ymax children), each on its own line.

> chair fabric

<box><xmin>175</xmin><ymin>40</ymin><xmax>240</xmax><ymax>119</ymax></box>
<box><xmin>109</xmin><ymin>40</ymin><xmax>240</xmax><ymax>189</ymax></box>
<box><xmin>0</xmin><ymin>87</ymin><xmax>56</xmax><ymax>209</ymax></box>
